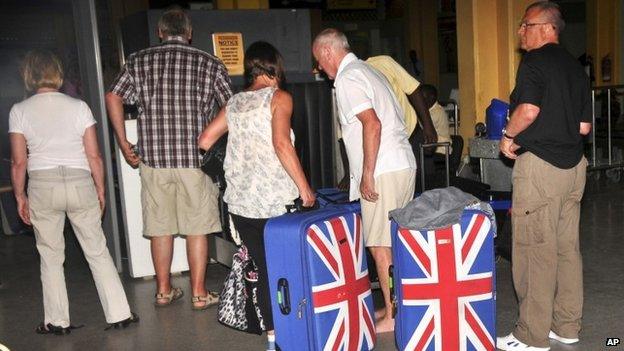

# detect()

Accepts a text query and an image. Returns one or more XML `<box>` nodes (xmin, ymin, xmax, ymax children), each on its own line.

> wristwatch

<box><xmin>502</xmin><ymin>128</ymin><xmax>514</xmax><ymax>140</ymax></box>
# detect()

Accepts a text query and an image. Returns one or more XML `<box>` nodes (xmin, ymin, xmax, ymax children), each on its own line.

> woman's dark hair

<box><xmin>244</xmin><ymin>41</ymin><xmax>286</xmax><ymax>89</ymax></box>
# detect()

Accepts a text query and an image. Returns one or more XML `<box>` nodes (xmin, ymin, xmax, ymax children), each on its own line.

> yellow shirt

<box><xmin>429</xmin><ymin>102</ymin><xmax>452</xmax><ymax>154</ymax></box>
<box><xmin>366</xmin><ymin>55</ymin><xmax>420</xmax><ymax>135</ymax></box>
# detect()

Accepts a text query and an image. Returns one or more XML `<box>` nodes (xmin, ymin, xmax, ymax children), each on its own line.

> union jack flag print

<box><xmin>306</xmin><ymin>214</ymin><xmax>376</xmax><ymax>351</ymax></box>
<box><xmin>393</xmin><ymin>211</ymin><xmax>495</xmax><ymax>351</ymax></box>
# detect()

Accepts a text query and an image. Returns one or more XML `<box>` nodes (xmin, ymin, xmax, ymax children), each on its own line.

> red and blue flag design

<box><xmin>395</xmin><ymin>212</ymin><xmax>495</xmax><ymax>351</ymax></box>
<box><xmin>306</xmin><ymin>213</ymin><xmax>376</xmax><ymax>351</ymax></box>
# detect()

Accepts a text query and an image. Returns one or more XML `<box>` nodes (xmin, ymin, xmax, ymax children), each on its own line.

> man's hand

<box><xmin>499</xmin><ymin>137</ymin><xmax>520</xmax><ymax>159</ymax></box>
<box><xmin>422</xmin><ymin>124</ymin><xmax>438</xmax><ymax>144</ymax></box>
<box><xmin>501</xmin><ymin>103</ymin><xmax>539</xmax><ymax>157</ymax></box>
<box><xmin>360</xmin><ymin>174</ymin><xmax>379</xmax><ymax>202</ymax></box>
<box><xmin>16</xmin><ymin>194</ymin><xmax>31</xmax><ymax>225</ymax></box>
<box><xmin>120</xmin><ymin>140</ymin><xmax>140</xmax><ymax>168</ymax></box>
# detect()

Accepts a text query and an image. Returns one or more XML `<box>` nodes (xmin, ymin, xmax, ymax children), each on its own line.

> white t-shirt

<box><xmin>334</xmin><ymin>53</ymin><xmax>416</xmax><ymax>201</ymax></box>
<box><xmin>9</xmin><ymin>92</ymin><xmax>97</xmax><ymax>172</ymax></box>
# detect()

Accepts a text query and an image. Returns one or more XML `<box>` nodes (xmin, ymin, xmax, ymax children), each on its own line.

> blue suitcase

<box><xmin>265</xmin><ymin>203</ymin><xmax>377</xmax><ymax>351</ymax></box>
<box><xmin>391</xmin><ymin>209</ymin><xmax>496</xmax><ymax>351</ymax></box>
<box><xmin>316</xmin><ymin>188</ymin><xmax>351</xmax><ymax>208</ymax></box>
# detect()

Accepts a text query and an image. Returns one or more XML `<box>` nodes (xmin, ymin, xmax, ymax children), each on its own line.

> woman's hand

<box><xmin>97</xmin><ymin>190</ymin><xmax>106</xmax><ymax>215</ymax></box>
<box><xmin>271</xmin><ymin>90</ymin><xmax>317</xmax><ymax>208</ymax></box>
<box><xmin>198</xmin><ymin>107</ymin><xmax>228</xmax><ymax>151</ymax></box>
<box><xmin>299</xmin><ymin>186</ymin><xmax>316</xmax><ymax>208</ymax></box>
<box><xmin>10</xmin><ymin>133</ymin><xmax>30</xmax><ymax>224</ymax></box>
<box><xmin>16</xmin><ymin>194</ymin><xmax>31</xmax><ymax>225</ymax></box>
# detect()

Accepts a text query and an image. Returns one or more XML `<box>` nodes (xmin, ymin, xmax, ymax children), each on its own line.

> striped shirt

<box><xmin>109</xmin><ymin>38</ymin><xmax>232</xmax><ymax>168</ymax></box>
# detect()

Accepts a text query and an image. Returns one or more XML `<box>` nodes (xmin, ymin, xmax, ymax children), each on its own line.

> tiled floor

<box><xmin>1</xmin><ymin>175</ymin><xmax>622</xmax><ymax>351</ymax></box>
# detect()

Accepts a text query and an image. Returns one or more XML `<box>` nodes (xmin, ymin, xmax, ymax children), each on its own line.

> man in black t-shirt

<box><xmin>497</xmin><ymin>2</ymin><xmax>591</xmax><ymax>351</ymax></box>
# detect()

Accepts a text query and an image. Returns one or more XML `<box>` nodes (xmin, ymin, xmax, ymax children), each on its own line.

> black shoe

<box><xmin>105</xmin><ymin>312</ymin><xmax>139</xmax><ymax>330</ymax></box>
<box><xmin>36</xmin><ymin>323</ymin><xmax>82</xmax><ymax>335</ymax></box>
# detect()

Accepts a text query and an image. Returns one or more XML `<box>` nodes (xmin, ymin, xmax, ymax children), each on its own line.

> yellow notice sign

<box><xmin>212</xmin><ymin>32</ymin><xmax>244</xmax><ymax>75</ymax></box>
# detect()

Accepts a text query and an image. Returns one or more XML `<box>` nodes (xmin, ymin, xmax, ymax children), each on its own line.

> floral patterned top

<box><xmin>223</xmin><ymin>87</ymin><xmax>298</xmax><ymax>218</ymax></box>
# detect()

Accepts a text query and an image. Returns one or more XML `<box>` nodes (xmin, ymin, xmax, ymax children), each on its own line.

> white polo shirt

<box><xmin>334</xmin><ymin>53</ymin><xmax>416</xmax><ymax>201</ymax></box>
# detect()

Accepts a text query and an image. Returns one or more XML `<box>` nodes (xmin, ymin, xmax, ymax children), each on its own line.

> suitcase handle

<box><xmin>419</xmin><ymin>142</ymin><xmax>451</xmax><ymax>190</ymax></box>
<box><xmin>277</xmin><ymin>278</ymin><xmax>291</xmax><ymax>315</ymax></box>
<box><xmin>285</xmin><ymin>198</ymin><xmax>319</xmax><ymax>213</ymax></box>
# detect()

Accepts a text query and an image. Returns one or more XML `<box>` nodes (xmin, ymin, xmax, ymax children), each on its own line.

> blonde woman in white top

<box><xmin>9</xmin><ymin>50</ymin><xmax>137</xmax><ymax>335</ymax></box>
<box><xmin>198</xmin><ymin>41</ymin><xmax>315</xmax><ymax>351</ymax></box>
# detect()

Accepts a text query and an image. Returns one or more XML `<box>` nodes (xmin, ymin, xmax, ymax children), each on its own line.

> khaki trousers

<box><xmin>511</xmin><ymin>152</ymin><xmax>586</xmax><ymax>347</ymax></box>
<box><xmin>28</xmin><ymin>167</ymin><xmax>131</xmax><ymax>327</ymax></box>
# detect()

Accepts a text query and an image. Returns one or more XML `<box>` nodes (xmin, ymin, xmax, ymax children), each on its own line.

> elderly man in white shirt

<box><xmin>313</xmin><ymin>28</ymin><xmax>416</xmax><ymax>333</ymax></box>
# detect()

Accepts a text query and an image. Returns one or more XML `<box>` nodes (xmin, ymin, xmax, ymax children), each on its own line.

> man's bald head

<box><xmin>312</xmin><ymin>28</ymin><xmax>351</xmax><ymax>79</ymax></box>
<box><xmin>313</xmin><ymin>28</ymin><xmax>351</xmax><ymax>53</ymax></box>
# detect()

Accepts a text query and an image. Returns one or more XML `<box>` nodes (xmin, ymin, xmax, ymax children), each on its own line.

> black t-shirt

<box><xmin>511</xmin><ymin>43</ymin><xmax>591</xmax><ymax>169</ymax></box>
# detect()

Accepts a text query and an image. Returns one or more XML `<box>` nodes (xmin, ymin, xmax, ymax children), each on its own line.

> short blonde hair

<box><xmin>21</xmin><ymin>50</ymin><xmax>64</xmax><ymax>92</ymax></box>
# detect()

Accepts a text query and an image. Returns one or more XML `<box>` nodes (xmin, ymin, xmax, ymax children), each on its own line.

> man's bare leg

<box><xmin>369</xmin><ymin>246</ymin><xmax>394</xmax><ymax>333</ymax></box>
<box><xmin>151</xmin><ymin>235</ymin><xmax>174</xmax><ymax>303</ymax></box>
<box><xmin>186</xmin><ymin>235</ymin><xmax>208</xmax><ymax>307</ymax></box>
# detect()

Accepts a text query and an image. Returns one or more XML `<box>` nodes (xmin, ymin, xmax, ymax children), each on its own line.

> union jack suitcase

<box><xmin>265</xmin><ymin>204</ymin><xmax>376</xmax><ymax>351</ymax></box>
<box><xmin>391</xmin><ymin>209</ymin><xmax>496</xmax><ymax>351</ymax></box>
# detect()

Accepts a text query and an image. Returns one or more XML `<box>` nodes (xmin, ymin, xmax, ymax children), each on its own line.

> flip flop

<box><xmin>191</xmin><ymin>291</ymin><xmax>220</xmax><ymax>311</ymax></box>
<box><xmin>154</xmin><ymin>287</ymin><xmax>184</xmax><ymax>307</ymax></box>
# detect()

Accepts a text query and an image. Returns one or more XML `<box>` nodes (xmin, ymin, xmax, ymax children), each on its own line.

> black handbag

<box><xmin>201</xmin><ymin>134</ymin><xmax>227</xmax><ymax>188</ymax></box>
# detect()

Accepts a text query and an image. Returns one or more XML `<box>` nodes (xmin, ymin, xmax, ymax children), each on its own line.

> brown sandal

<box><xmin>191</xmin><ymin>291</ymin><xmax>220</xmax><ymax>310</ymax></box>
<box><xmin>154</xmin><ymin>287</ymin><xmax>184</xmax><ymax>307</ymax></box>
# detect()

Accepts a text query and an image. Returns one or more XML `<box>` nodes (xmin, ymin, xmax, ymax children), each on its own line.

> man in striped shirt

<box><xmin>106</xmin><ymin>7</ymin><xmax>232</xmax><ymax>310</ymax></box>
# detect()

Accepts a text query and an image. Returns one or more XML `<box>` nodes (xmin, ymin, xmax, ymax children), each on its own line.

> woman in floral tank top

<box><xmin>198</xmin><ymin>41</ymin><xmax>315</xmax><ymax>350</ymax></box>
